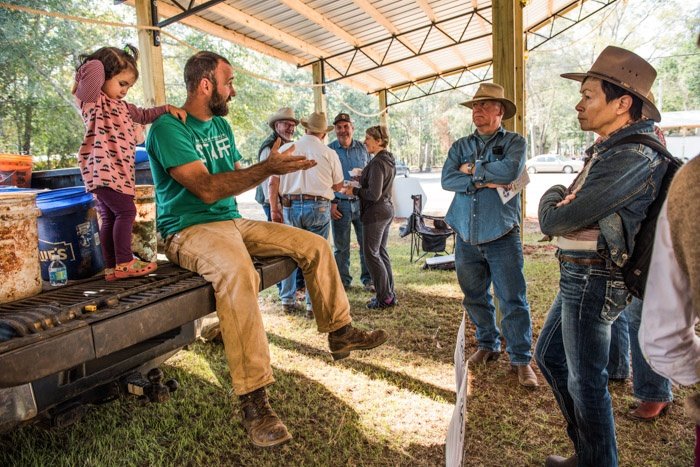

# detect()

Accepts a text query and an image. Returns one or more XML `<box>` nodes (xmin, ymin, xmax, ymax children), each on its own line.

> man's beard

<box><xmin>277</xmin><ymin>131</ymin><xmax>293</xmax><ymax>143</ymax></box>
<box><xmin>209</xmin><ymin>87</ymin><xmax>229</xmax><ymax>116</ymax></box>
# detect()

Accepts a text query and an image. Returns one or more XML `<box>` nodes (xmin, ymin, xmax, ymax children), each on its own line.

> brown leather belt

<box><xmin>559</xmin><ymin>254</ymin><xmax>605</xmax><ymax>266</ymax></box>
<box><xmin>283</xmin><ymin>194</ymin><xmax>329</xmax><ymax>202</ymax></box>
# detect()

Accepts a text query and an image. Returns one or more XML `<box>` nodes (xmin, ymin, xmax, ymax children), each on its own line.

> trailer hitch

<box><xmin>125</xmin><ymin>368</ymin><xmax>179</xmax><ymax>403</ymax></box>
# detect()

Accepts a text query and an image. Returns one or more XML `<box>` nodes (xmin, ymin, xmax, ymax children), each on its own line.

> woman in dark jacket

<box><xmin>342</xmin><ymin>125</ymin><xmax>397</xmax><ymax>309</ymax></box>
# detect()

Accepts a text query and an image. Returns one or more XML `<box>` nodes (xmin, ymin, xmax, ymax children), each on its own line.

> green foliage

<box><xmin>0</xmin><ymin>0</ymin><xmax>696</xmax><ymax>173</ymax></box>
<box><xmin>655</xmin><ymin>6</ymin><xmax>700</xmax><ymax>112</ymax></box>
<box><xmin>0</xmin><ymin>1</ymin><xmax>132</xmax><ymax>164</ymax></box>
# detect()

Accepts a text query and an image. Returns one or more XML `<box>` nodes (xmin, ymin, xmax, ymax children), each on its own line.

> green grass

<box><xmin>0</xmin><ymin>219</ymin><xmax>696</xmax><ymax>466</ymax></box>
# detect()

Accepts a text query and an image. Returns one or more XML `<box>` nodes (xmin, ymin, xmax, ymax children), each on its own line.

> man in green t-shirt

<box><xmin>146</xmin><ymin>51</ymin><xmax>388</xmax><ymax>448</ymax></box>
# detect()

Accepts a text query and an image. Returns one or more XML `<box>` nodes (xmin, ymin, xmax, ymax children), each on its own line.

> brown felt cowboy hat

<box><xmin>267</xmin><ymin>107</ymin><xmax>299</xmax><ymax>130</ymax></box>
<box><xmin>460</xmin><ymin>83</ymin><xmax>517</xmax><ymax>120</ymax></box>
<box><xmin>561</xmin><ymin>45</ymin><xmax>661</xmax><ymax>122</ymax></box>
<box><xmin>301</xmin><ymin>112</ymin><xmax>334</xmax><ymax>133</ymax></box>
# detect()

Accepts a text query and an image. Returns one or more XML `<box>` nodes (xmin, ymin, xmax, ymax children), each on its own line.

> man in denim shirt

<box><xmin>441</xmin><ymin>83</ymin><xmax>538</xmax><ymax>388</ymax></box>
<box><xmin>328</xmin><ymin>113</ymin><xmax>373</xmax><ymax>291</ymax></box>
<box><xmin>535</xmin><ymin>46</ymin><xmax>668</xmax><ymax>467</ymax></box>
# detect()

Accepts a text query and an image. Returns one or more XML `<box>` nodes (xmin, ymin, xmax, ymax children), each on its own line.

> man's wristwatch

<box><xmin>466</xmin><ymin>162</ymin><xmax>474</xmax><ymax>175</ymax></box>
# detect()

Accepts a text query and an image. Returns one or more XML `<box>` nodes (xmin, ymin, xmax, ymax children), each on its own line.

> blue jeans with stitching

<box><xmin>536</xmin><ymin>250</ymin><xmax>630</xmax><ymax>466</ymax></box>
<box><xmin>280</xmin><ymin>200</ymin><xmax>331</xmax><ymax>307</ymax></box>
<box><xmin>455</xmin><ymin>226</ymin><xmax>533</xmax><ymax>365</ymax></box>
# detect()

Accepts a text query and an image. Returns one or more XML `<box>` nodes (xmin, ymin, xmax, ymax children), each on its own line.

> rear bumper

<box><xmin>0</xmin><ymin>257</ymin><xmax>295</xmax><ymax>432</ymax></box>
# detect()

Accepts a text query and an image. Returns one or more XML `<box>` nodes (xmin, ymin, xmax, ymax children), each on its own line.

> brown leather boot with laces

<box><xmin>328</xmin><ymin>324</ymin><xmax>388</xmax><ymax>361</ymax></box>
<box><xmin>239</xmin><ymin>387</ymin><xmax>292</xmax><ymax>447</ymax></box>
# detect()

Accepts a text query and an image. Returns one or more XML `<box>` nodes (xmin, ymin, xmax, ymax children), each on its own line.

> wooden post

<box><xmin>378</xmin><ymin>89</ymin><xmax>389</xmax><ymax>128</ymax></box>
<box><xmin>492</xmin><ymin>0</ymin><xmax>527</xmax><ymax>322</ymax></box>
<box><xmin>312</xmin><ymin>62</ymin><xmax>327</xmax><ymax>115</ymax></box>
<box><xmin>513</xmin><ymin>1</ymin><xmax>527</xmax><ymax>233</ymax></box>
<box><xmin>135</xmin><ymin>0</ymin><xmax>166</xmax><ymax>106</ymax></box>
<box><xmin>493</xmin><ymin>0</ymin><xmax>523</xmax><ymax>133</ymax></box>
<box><xmin>494</xmin><ymin>0</ymin><xmax>527</xmax><ymax>232</ymax></box>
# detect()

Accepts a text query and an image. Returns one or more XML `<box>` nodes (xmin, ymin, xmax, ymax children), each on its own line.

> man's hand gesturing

<box><xmin>265</xmin><ymin>138</ymin><xmax>317</xmax><ymax>175</ymax></box>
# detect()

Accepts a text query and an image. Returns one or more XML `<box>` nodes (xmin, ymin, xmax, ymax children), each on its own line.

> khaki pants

<box><xmin>165</xmin><ymin>218</ymin><xmax>351</xmax><ymax>395</ymax></box>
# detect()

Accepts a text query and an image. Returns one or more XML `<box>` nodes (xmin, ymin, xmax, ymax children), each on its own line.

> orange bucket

<box><xmin>0</xmin><ymin>154</ymin><xmax>33</xmax><ymax>188</ymax></box>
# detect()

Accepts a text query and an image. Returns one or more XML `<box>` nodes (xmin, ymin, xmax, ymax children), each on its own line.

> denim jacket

<box><xmin>329</xmin><ymin>139</ymin><xmax>369</xmax><ymax>200</ymax></box>
<box><xmin>442</xmin><ymin>127</ymin><xmax>526</xmax><ymax>244</ymax></box>
<box><xmin>539</xmin><ymin>119</ymin><xmax>667</xmax><ymax>266</ymax></box>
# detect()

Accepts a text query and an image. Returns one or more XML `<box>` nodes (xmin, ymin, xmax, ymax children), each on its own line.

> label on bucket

<box><xmin>39</xmin><ymin>242</ymin><xmax>76</xmax><ymax>262</ymax></box>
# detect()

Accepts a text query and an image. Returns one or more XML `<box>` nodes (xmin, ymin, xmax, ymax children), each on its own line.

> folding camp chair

<box><xmin>408</xmin><ymin>194</ymin><xmax>455</xmax><ymax>262</ymax></box>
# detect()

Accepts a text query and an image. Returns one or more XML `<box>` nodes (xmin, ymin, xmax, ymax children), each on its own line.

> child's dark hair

<box><xmin>77</xmin><ymin>44</ymin><xmax>140</xmax><ymax>81</ymax></box>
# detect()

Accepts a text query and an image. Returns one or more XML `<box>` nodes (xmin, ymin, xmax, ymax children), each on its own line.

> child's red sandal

<box><xmin>113</xmin><ymin>259</ymin><xmax>157</xmax><ymax>279</ymax></box>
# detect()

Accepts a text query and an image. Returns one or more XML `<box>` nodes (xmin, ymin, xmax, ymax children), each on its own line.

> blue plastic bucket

<box><xmin>36</xmin><ymin>187</ymin><xmax>104</xmax><ymax>280</ymax></box>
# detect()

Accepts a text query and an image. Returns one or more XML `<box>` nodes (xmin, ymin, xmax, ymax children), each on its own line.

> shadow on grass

<box><xmin>266</xmin><ymin>333</ymin><xmax>455</xmax><ymax>404</ymax></box>
<box><xmin>0</xmin><ymin>356</ymin><xmax>443</xmax><ymax>466</ymax></box>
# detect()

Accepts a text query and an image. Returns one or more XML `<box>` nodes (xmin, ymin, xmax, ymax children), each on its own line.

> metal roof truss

<box><xmin>386</xmin><ymin>60</ymin><xmax>493</xmax><ymax>106</ymax></box>
<box><xmin>525</xmin><ymin>0</ymin><xmax>618</xmax><ymax>51</ymax></box>
<box><xmin>301</xmin><ymin>6</ymin><xmax>492</xmax><ymax>86</ymax></box>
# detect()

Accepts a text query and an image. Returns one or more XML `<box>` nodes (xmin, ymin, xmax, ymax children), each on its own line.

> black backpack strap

<box><xmin>614</xmin><ymin>134</ymin><xmax>683</xmax><ymax>166</ymax></box>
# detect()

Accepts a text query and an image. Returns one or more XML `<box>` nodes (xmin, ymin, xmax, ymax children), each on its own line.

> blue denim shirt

<box><xmin>539</xmin><ymin>119</ymin><xmax>666</xmax><ymax>266</ymax></box>
<box><xmin>441</xmin><ymin>126</ymin><xmax>526</xmax><ymax>245</ymax></box>
<box><xmin>329</xmin><ymin>139</ymin><xmax>369</xmax><ymax>200</ymax></box>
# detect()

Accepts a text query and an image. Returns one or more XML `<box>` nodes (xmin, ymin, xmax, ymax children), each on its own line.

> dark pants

<box><xmin>362</xmin><ymin>216</ymin><xmax>394</xmax><ymax>302</ymax></box>
<box><xmin>93</xmin><ymin>187</ymin><xmax>136</xmax><ymax>267</ymax></box>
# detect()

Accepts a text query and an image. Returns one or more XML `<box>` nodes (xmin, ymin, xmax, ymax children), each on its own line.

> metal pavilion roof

<box><xmin>129</xmin><ymin>0</ymin><xmax>617</xmax><ymax>104</ymax></box>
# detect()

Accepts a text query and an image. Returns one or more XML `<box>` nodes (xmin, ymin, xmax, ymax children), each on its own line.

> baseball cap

<box><xmin>333</xmin><ymin>112</ymin><xmax>353</xmax><ymax>125</ymax></box>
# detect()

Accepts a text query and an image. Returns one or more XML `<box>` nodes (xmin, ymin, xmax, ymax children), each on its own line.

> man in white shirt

<box><xmin>270</xmin><ymin>112</ymin><xmax>344</xmax><ymax>315</ymax></box>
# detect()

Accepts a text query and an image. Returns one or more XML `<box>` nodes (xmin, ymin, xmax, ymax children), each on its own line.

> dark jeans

<box><xmin>93</xmin><ymin>187</ymin><xmax>136</xmax><ymax>267</ymax></box>
<box><xmin>362</xmin><ymin>216</ymin><xmax>394</xmax><ymax>302</ymax></box>
<box><xmin>536</xmin><ymin>250</ymin><xmax>629</xmax><ymax>467</ymax></box>
<box><xmin>455</xmin><ymin>227</ymin><xmax>532</xmax><ymax>365</ymax></box>
<box><xmin>608</xmin><ymin>297</ymin><xmax>672</xmax><ymax>402</ymax></box>
<box><xmin>331</xmin><ymin>198</ymin><xmax>371</xmax><ymax>287</ymax></box>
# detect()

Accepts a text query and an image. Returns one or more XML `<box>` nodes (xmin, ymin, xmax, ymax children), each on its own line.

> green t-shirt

<box><xmin>146</xmin><ymin>113</ymin><xmax>243</xmax><ymax>237</ymax></box>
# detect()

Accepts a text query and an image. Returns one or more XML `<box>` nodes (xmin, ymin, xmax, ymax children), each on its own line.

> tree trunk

<box><xmin>21</xmin><ymin>103</ymin><xmax>32</xmax><ymax>155</ymax></box>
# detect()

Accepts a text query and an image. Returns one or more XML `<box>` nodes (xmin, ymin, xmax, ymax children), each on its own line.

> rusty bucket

<box><xmin>132</xmin><ymin>185</ymin><xmax>157</xmax><ymax>262</ymax></box>
<box><xmin>0</xmin><ymin>191</ymin><xmax>42</xmax><ymax>304</ymax></box>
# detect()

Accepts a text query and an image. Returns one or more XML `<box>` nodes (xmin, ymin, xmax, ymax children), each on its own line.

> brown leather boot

<box><xmin>239</xmin><ymin>388</ymin><xmax>292</xmax><ymax>447</ymax></box>
<box><xmin>511</xmin><ymin>364</ymin><xmax>539</xmax><ymax>388</ymax></box>
<box><xmin>467</xmin><ymin>349</ymin><xmax>500</xmax><ymax>365</ymax></box>
<box><xmin>328</xmin><ymin>324</ymin><xmax>388</xmax><ymax>361</ymax></box>
<box><xmin>544</xmin><ymin>454</ymin><xmax>577</xmax><ymax>466</ymax></box>
<box><xmin>628</xmin><ymin>401</ymin><xmax>670</xmax><ymax>421</ymax></box>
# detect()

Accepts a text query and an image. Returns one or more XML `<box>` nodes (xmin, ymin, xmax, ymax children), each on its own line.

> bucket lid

<box><xmin>36</xmin><ymin>186</ymin><xmax>95</xmax><ymax>215</ymax></box>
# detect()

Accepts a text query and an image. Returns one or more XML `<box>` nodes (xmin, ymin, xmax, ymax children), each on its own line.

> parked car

<box><xmin>526</xmin><ymin>154</ymin><xmax>584</xmax><ymax>174</ymax></box>
<box><xmin>395</xmin><ymin>161</ymin><xmax>410</xmax><ymax>177</ymax></box>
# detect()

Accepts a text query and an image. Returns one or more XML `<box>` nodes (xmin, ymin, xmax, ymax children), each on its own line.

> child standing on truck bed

<box><xmin>73</xmin><ymin>44</ymin><xmax>186</xmax><ymax>280</ymax></box>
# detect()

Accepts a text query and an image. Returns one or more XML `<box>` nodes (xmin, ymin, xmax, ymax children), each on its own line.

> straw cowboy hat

<box><xmin>267</xmin><ymin>107</ymin><xmax>299</xmax><ymax>130</ymax></box>
<box><xmin>301</xmin><ymin>112</ymin><xmax>334</xmax><ymax>133</ymax></box>
<box><xmin>460</xmin><ymin>83</ymin><xmax>517</xmax><ymax>120</ymax></box>
<box><xmin>561</xmin><ymin>45</ymin><xmax>660</xmax><ymax>122</ymax></box>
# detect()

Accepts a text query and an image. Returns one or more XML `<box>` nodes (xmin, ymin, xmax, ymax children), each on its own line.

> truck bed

<box><xmin>0</xmin><ymin>257</ymin><xmax>295</xmax><ymax>432</ymax></box>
